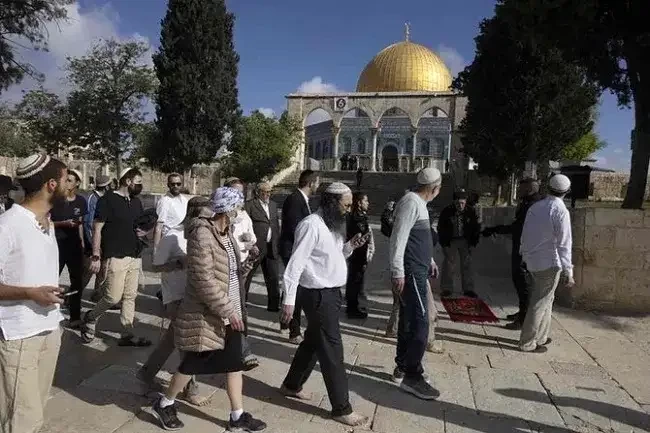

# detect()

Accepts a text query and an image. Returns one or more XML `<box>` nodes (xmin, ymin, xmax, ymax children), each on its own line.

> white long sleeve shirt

<box><xmin>283</xmin><ymin>212</ymin><xmax>353</xmax><ymax>306</ymax></box>
<box><xmin>231</xmin><ymin>209</ymin><xmax>256</xmax><ymax>262</ymax></box>
<box><xmin>520</xmin><ymin>196</ymin><xmax>573</xmax><ymax>277</ymax></box>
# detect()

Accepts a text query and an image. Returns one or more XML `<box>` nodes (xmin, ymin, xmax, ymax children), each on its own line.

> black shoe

<box><xmin>391</xmin><ymin>366</ymin><xmax>405</xmax><ymax>383</ymax></box>
<box><xmin>463</xmin><ymin>291</ymin><xmax>478</xmax><ymax>298</ymax></box>
<box><xmin>441</xmin><ymin>290</ymin><xmax>453</xmax><ymax>298</ymax></box>
<box><xmin>347</xmin><ymin>309</ymin><xmax>368</xmax><ymax>319</ymax></box>
<box><xmin>228</xmin><ymin>412</ymin><xmax>267</xmax><ymax>432</ymax></box>
<box><xmin>541</xmin><ymin>338</ymin><xmax>552</xmax><ymax>346</ymax></box>
<box><xmin>243</xmin><ymin>356</ymin><xmax>260</xmax><ymax>372</ymax></box>
<box><xmin>506</xmin><ymin>312</ymin><xmax>521</xmax><ymax>321</ymax></box>
<box><xmin>400</xmin><ymin>377</ymin><xmax>441</xmax><ymax>400</ymax></box>
<box><xmin>504</xmin><ymin>321</ymin><xmax>523</xmax><ymax>330</ymax></box>
<box><xmin>152</xmin><ymin>398</ymin><xmax>184</xmax><ymax>431</ymax></box>
<box><xmin>530</xmin><ymin>345</ymin><xmax>548</xmax><ymax>354</ymax></box>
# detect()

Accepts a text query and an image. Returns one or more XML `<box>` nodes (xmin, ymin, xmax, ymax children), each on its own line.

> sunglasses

<box><xmin>169</xmin><ymin>182</ymin><xmax>182</xmax><ymax>186</ymax></box>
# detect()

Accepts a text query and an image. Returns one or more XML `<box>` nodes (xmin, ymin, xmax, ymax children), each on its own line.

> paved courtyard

<box><xmin>46</xmin><ymin>230</ymin><xmax>650</xmax><ymax>433</ymax></box>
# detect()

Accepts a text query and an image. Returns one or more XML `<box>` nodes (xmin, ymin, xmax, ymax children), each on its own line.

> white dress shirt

<box><xmin>153</xmin><ymin>227</ymin><xmax>187</xmax><ymax>305</ymax></box>
<box><xmin>231</xmin><ymin>209</ymin><xmax>257</xmax><ymax>262</ymax></box>
<box><xmin>156</xmin><ymin>193</ymin><xmax>189</xmax><ymax>235</ymax></box>
<box><xmin>283</xmin><ymin>212</ymin><xmax>353</xmax><ymax>306</ymax></box>
<box><xmin>520</xmin><ymin>196</ymin><xmax>573</xmax><ymax>277</ymax></box>
<box><xmin>259</xmin><ymin>199</ymin><xmax>272</xmax><ymax>242</ymax></box>
<box><xmin>298</xmin><ymin>189</ymin><xmax>311</xmax><ymax>214</ymax></box>
<box><xmin>0</xmin><ymin>205</ymin><xmax>63</xmax><ymax>340</ymax></box>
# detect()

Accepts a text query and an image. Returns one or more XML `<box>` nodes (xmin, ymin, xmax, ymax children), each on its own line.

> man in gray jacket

<box><xmin>389</xmin><ymin>167</ymin><xmax>443</xmax><ymax>400</ymax></box>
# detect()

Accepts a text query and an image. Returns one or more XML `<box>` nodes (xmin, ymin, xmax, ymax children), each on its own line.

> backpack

<box><xmin>380</xmin><ymin>201</ymin><xmax>395</xmax><ymax>237</ymax></box>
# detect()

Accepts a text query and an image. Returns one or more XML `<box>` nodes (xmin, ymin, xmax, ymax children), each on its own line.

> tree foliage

<box><xmin>0</xmin><ymin>104</ymin><xmax>37</xmax><ymax>157</ymax></box>
<box><xmin>562</xmin><ymin>131</ymin><xmax>606</xmax><ymax>162</ymax></box>
<box><xmin>64</xmin><ymin>39</ymin><xmax>156</xmax><ymax>173</ymax></box>
<box><xmin>497</xmin><ymin>0</ymin><xmax>650</xmax><ymax>207</ymax></box>
<box><xmin>453</xmin><ymin>13</ymin><xmax>599</xmax><ymax>181</ymax></box>
<box><xmin>0</xmin><ymin>0</ymin><xmax>73</xmax><ymax>92</ymax></box>
<box><xmin>150</xmin><ymin>0</ymin><xmax>241</xmax><ymax>172</ymax></box>
<box><xmin>13</xmin><ymin>88</ymin><xmax>71</xmax><ymax>154</ymax></box>
<box><xmin>225</xmin><ymin>111</ymin><xmax>301</xmax><ymax>183</ymax></box>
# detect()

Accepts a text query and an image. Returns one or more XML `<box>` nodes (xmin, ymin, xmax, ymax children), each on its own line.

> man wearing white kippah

<box><xmin>0</xmin><ymin>153</ymin><xmax>68</xmax><ymax>433</ymax></box>
<box><xmin>279</xmin><ymin>182</ymin><xmax>370</xmax><ymax>427</ymax></box>
<box><xmin>389</xmin><ymin>167</ymin><xmax>443</xmax><ymax>400</ymax></box>
<box><xmin>519</xmin><ymin>174</ymin><xmax>574</xmax><ymax>353</ymax></box>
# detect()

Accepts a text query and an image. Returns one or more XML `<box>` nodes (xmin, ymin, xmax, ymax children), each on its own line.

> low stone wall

<box><xmin>590</xmin><ymin>172</ymin><xmax>650</xmax><ymax>201</ymax></box>
<box><xmin>569</xmin><ymin>208</ymin><xmax>650</xmax><ymax>313</ymax></box>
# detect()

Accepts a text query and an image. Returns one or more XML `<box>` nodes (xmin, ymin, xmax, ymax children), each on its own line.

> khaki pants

<box><xmin>441</xmin><ymin>239</ymin><xmax>475</xmax><ymax>294</ymax></box>
<box><xmin>387</xmin><ymin>280</ymin><xmax>437</xmax><ymax>343</ymax></box>
<box><xmin>519</xmin><ymin>267</ymin><xmax>561</xmax><ymax>351</ymax></box>
<box><xmin>0</xmin><ymin>327</ymin><xmax>62</xmax><ymax>433</ymax></box>
<box><xmin>86</xmin><ymin>256</ymin><xmax>141</xmax><ymax>337</ymax></box>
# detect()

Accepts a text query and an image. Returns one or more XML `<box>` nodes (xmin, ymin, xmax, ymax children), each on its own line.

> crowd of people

<box><xmin>0</xmin><ymin>153</ymin><xmax>575</xmax><ymax>433</ymax></box>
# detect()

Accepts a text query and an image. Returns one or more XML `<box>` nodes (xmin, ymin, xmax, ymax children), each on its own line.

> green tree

<box><xmin>453</xmin><ymin>14</ymin><xmax>599</xmax><ymax>181</ymax></box>
<box><xmin>497</xmin><ymin>0</ymin><xmax>650</xmax><ymax>207</ymax></box>
<box><xmin>561</xmin><ymin>131</ymin><xmax>606</xmax><ymax>162</ymax></box>
<box><xmin>65</xmin><ymin>39</ymin><xmax>157</xmax><ymax>173</ymax></box>
<box><xmin>0</xmin><ymin>0</ymin><xmax>73</xmax><ymax>92</ymax></box>
<box><xmin>225</xmin><ymin>111</ymin><xmax>301</xmax><ymax>183</ymax></box>
<box><xmin>13</xmin><ymin>88</ymin><xmax>71</xmax><ymax>154</ymax></box>
<box><xmin>150</xmin><ymin>0</ymin><xmax>241</xmax><ymax>172</ymax></box>
<box><xmin>0</xmin><ymin>104</ymin><xmax>37</xmax><ymax>157</ymax></box>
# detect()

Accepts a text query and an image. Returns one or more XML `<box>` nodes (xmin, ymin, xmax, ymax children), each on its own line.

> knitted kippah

<box><xmin>15</xmin><ymin>153</ymin><xmax>50</xmax><ymax>179</ymax></box>
<box><xmin>325</xmin><ymin>182</ymin><xmax>351</xmax><ymax>195</ymax></box>
<box><xmin>416</xmin><ymin>167</ymin><xmax>441</xmax><ymax>185</ymax></box>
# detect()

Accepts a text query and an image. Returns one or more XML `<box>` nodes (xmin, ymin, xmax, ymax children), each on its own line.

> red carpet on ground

<box><xmin>441</xmin><ymin>297</ymin><xmax>499</xmax><ymax>323</ymax></box>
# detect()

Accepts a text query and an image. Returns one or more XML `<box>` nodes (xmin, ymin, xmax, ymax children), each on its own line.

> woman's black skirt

<box><xmin>178</xmin><ymin>326</ymin><xmax>245</xmax><ymax>375</ymax></box>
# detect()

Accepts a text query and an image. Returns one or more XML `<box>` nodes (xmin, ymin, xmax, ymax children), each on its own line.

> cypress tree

<box><xmin>151</xmin><ymin>0</ymin><xmax>241</xmax><ymax>172</ymax></box>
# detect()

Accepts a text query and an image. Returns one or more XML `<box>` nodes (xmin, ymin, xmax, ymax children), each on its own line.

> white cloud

<box><xmin>613</xmin><ymin>147</ymin><xmax>624</xmax><ymax>154</ymax></box>
<box><xmin>1</xmin><ymin>2</ymin><xmax>153</xmax><ymax>103</ymax></box>
<box><xmin>257</xmin><ymin>107</ymin><xmax>276</xmax><ymax>118</ymax></box>
<box><xmin>297</xmin><ymin>76</ymin><xmax>340</xmax><ymax>94</ymax></box>
<box><xmin>437</xmin><ymin>44</ymin><xmax>467</xmax><ymax>76</ymax></box>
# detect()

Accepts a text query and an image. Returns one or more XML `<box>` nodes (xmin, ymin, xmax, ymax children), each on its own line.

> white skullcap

<box><xmin>15</xmin><ymin>153</ymin><xmax>51</xmax><ymax>179</ymax></box>
<box><xmin>325</xmin><ymin>182</ymin><xmax>351</xmax><ymax>195</ymax></box>
<box><xmin>119</xmin><ymin>167</ymin><xmax>133</xmax><ymax>180</ymax></box>
<box><xmin>69</xmin><ymin>169</ymin><xmax>83</xmax><ymax>182</ymax></box>
<box><xmin>416</xmin><ymin>167</ymin><xmax>442</xmax><ymax>185</ymax></box>
<box><xmin>549</xmin><ymin>174</ymin><xmax>571</xmax><ymax>193</ymax></box>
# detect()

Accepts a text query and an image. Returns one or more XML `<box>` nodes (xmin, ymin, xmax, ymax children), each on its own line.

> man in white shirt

<box><xmin>279</xmin><ymin>182</ymin><xmax>369</xmax><ymax>428</ymax></box>
<box><xmin>154</xmin><ymin>173</ymin><xmax>189</xmax><ymax>252</ymax></box>
<box><xmin>0</xmin><ymin>153</ymin><xmax>68</xmax><ymax>433</ymax></box>
<box><xmin>519</xmin><ymin>174</ymin><xmax>575</xmax><ymax>353</ymax></box>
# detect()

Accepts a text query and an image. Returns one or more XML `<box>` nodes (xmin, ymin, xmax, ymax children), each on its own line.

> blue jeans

<box><xmin>395</xmin><ymin>271</ymin><xmax>430</xmax><ymax>381</ymax></box>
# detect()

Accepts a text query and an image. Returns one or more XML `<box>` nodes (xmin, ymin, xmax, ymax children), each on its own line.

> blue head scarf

<box><xmin>210</xmin><ymin>186</ymin><xmax>244</xmax><ymax>215</ymax></box>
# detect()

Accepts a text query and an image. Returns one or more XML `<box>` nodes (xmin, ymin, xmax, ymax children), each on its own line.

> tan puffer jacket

<box><xmin>174</xmin><ymin>217</ymin><xmax>245</xmax><ymax>352</ymax></box>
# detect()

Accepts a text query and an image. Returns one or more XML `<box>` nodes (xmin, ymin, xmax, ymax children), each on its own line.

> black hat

<box><xmin>0</xmin><ymin>175</ymin><xmax>17</xmax><ymax>191</ymax></box>
<box><xmin>453</xmin><ymin>189</ymin><xmax>468</xmax><ymax>200</ymax></box>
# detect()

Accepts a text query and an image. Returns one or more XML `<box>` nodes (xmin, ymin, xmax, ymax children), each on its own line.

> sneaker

<box><xmin>152</xmin><ymin>398</ymin><xmax>184</xmax><ymax>431</ymax></box>
<box><xmin>400</xmin><ymin>377</ymin><xmax>440</xmax><ymax>400</ymax></box>
<box><xmin>392</xmin><ymin>367</ymin><xmax>430</xmax><ymax>384</ymax></box>
<box><xmin>228</xmin><ymin>412</ymin><xmax>266</xmax><ymax>432</ymax></box>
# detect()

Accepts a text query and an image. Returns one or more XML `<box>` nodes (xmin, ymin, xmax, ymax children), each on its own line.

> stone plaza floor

<box><xmin>46</xmin><ymin>232</ymin><xmax>650</xmax><ymax>433</ymax></box>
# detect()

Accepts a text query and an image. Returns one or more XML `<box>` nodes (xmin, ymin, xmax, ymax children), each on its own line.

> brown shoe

<box><xmin>333</xmin><ymin>412</ymin><xmax>369</xmax><ymax>427</ymax></box>
<box><xmin>279</xmin><ymin>384</ymin><xmax>312</xmax><ymax>400</ymax></box>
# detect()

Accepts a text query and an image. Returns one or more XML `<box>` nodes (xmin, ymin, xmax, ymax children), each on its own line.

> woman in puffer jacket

<box><xmin>150</xmin><ymin>187</ymin><xmax>267</xmax><ymax>432</ymax></box>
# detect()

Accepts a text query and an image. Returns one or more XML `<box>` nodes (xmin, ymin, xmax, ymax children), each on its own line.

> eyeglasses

<box><xmin>169</xmin><ymin>183</ymin><xmax>182</xmax><ymax>186</ymax></box>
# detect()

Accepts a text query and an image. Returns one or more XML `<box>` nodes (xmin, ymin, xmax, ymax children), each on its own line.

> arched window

<box><xmin>356</xmin><ymin>137</ymin><xmax>366</xmax><ymax>154</ymax></box>
<box><xmin>341</xmin><ymin>136</ymin><xmax>352</xmax><ymax>155</ymax></box>
<box><xmin>419</xmin><ymin>138</ymin><xmax>431</xmax><ymax>155</ymax></box>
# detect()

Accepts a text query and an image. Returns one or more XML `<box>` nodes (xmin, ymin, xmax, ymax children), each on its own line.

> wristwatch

<box><xmin>91</xmin><ymin>255</ymin><xmax>101</xmax><ymax>262</ymax></box>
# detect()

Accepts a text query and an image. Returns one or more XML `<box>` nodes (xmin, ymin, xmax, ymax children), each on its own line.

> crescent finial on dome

<box><xmin>405</xmin><ymin>22</ymin><xmax>411</xmax><ymax>42</ymax></box>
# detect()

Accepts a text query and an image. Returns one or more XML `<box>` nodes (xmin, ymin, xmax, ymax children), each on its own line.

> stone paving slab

<box><xmin>538</xmin><ymin>373</ymin><xmax>650</xmax><ymax>432</ymax></box>
<box><xmin>444</xmin><ymin>411</ymin><xmax>535</xmax><ymax>433</ymax></box>
<box><xmin>469</xmin><ymin>368</ymin><xmax>565</xmax><ymax>426</ymax></box>
<box><xmin>547</xmin><ymin>361</ymin><xmax>611</xmax><ymax>381</ymax></box>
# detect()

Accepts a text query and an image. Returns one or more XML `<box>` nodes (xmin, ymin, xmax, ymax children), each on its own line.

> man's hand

<box><xmin>348</xmin><ymin>233</ymin><xmax>369</xmax><ymax>250</ymax></box>
<box><xmin>281</xmin><ymin>304</ymin><xmax>295</xmax><ymax>324</ymax></box>
<box><xmin>229</xmin><ymin>314</ymin><xmax>245</xmax><ymax>332</ymax></box>
<box><xmin>89</xmin><ymin>259</ymin><xmax>101</xmax><ymax>274</ymax></box>
<box><xmin>429</xmin><ymin>259</ymin><xmax>439</xmax><ymax>279</ymax></box>
<box><xmin>391</xmin><ymin>277</ymin><xmax>405</xmax><ymax>296</ymax></box>
<box><xmin>135</xmin><ymin>228</ymin><xmax>148</xmax><ymax>239</ymax></box>
<box><xmin>28</xmin><ymin>286</ymin><xmax>64</xmax><ymax>306</ymax></box>
<box><xmin>564</xmin><ymin>274</ymin><xmax>576</xmax><ymax>288</ymax></box>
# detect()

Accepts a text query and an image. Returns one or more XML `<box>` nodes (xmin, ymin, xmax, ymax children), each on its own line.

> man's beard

<box><xmin>50</xmin><ymin>186</ymin><xmax>67</xmax><ymax>205</ymax></box>
<box><xmin>170</xmin><ymin>188</ymin><xmax>180</xmax><ymax>196</ymax></box>
<box><xmin>321</xmin><ymin>206</ymin><xmax>347</xmax><ymax>233</ymax></box>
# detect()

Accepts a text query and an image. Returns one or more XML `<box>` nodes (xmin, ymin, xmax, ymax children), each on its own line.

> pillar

<box><xmin>370</xmin><ymin>127</ymin><xmax>379</xmax><ymax>171</ymax></box>
<box><xmin>410</xmin><ymin>127</ymin><xmax>418</xmax><ymax>172</ymax></box>
<box><xmin>332</xmin><ymin>125</ymin><xmax>341</xmax><ymax>171</ymax></box>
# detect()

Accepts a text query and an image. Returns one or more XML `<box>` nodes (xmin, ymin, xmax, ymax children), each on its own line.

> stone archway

<box><xmin>381</xmin><ymin>145</ymin><xmax>399</xmax><ymax>172</ymax></box>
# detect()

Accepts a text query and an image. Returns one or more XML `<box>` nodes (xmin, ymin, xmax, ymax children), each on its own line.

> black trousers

<box><xmin>282</xmin><ymin>287</ymin><xmax>352</xmax><ymax>417</ymax></box>
<box><xmin>511</xmin><ymin>253</ymin><xmax>530</xmax><ymax>321</ymax></box>
<box><xmin>281</xmin><ymin>256</ymin><xmax>303</xmax><ymax>338</ymax></box>
<box><xmin>58</xmin><ymin>241</ymin><xmax>84</xmax><ymax>321</ymax></box>
<box><xmin>345</xmin><ymin>261</ymin><xmax>367</xmax><ymax>313</ymax></box>
<box><xmin>395</xmin><ymin>271</ymin><xmax>429</xmax><ymax>381</ymax></box>
<box><xmin>245</xmin><ymin>243</ymin><xmax>281</xmax><ymax>310</ymax></box>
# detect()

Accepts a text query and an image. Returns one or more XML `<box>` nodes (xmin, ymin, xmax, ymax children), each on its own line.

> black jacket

<box><xmin>245</xmin><ymin>198</ymin><xmax>280</xmax><ymax>259</ymax></box>
<box><xmin>437</xmin><ymin>204</ymin><xmax>481</xmax><ymax>248</ymax></box>
<box><xmin>279</xmin><ymin>190</ymin><xmax>311</xmax><ymax>260</ymax></box>
<box><xmin>488</xmin><ymin>193</ymin><xmax>542</xmax><ymax>257</ymax></box>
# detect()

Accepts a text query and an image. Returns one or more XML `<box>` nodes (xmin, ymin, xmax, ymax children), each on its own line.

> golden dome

<box><xmin>356</xmin><ymin>41</ymin><xmax>452</xmax><ymax>92</ymax></box>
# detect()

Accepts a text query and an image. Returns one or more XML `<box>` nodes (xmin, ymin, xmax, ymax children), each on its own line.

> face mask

<box><xmin>129</xmin><ymin>184</ymin><xmax>143</xmax><ymax>197</ymax></box>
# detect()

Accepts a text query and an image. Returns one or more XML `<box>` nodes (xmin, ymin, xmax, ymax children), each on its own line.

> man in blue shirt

<box><xmin>83</xmin><ymin>175</ymin><xmax>111</xmax><ymax>302</ymax></box>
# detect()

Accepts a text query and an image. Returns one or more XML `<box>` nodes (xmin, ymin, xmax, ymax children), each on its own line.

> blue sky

<box><xmin>3</xmin><ymin>0</ymin><xmax>634</xmax><ymax>171</ymax></box>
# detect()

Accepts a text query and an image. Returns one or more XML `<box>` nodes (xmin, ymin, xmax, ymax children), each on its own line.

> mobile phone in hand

<box><xmin>62</xmin><ymin>290</ymin><xmax>79</xmax><ymax>297</ymax></box>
